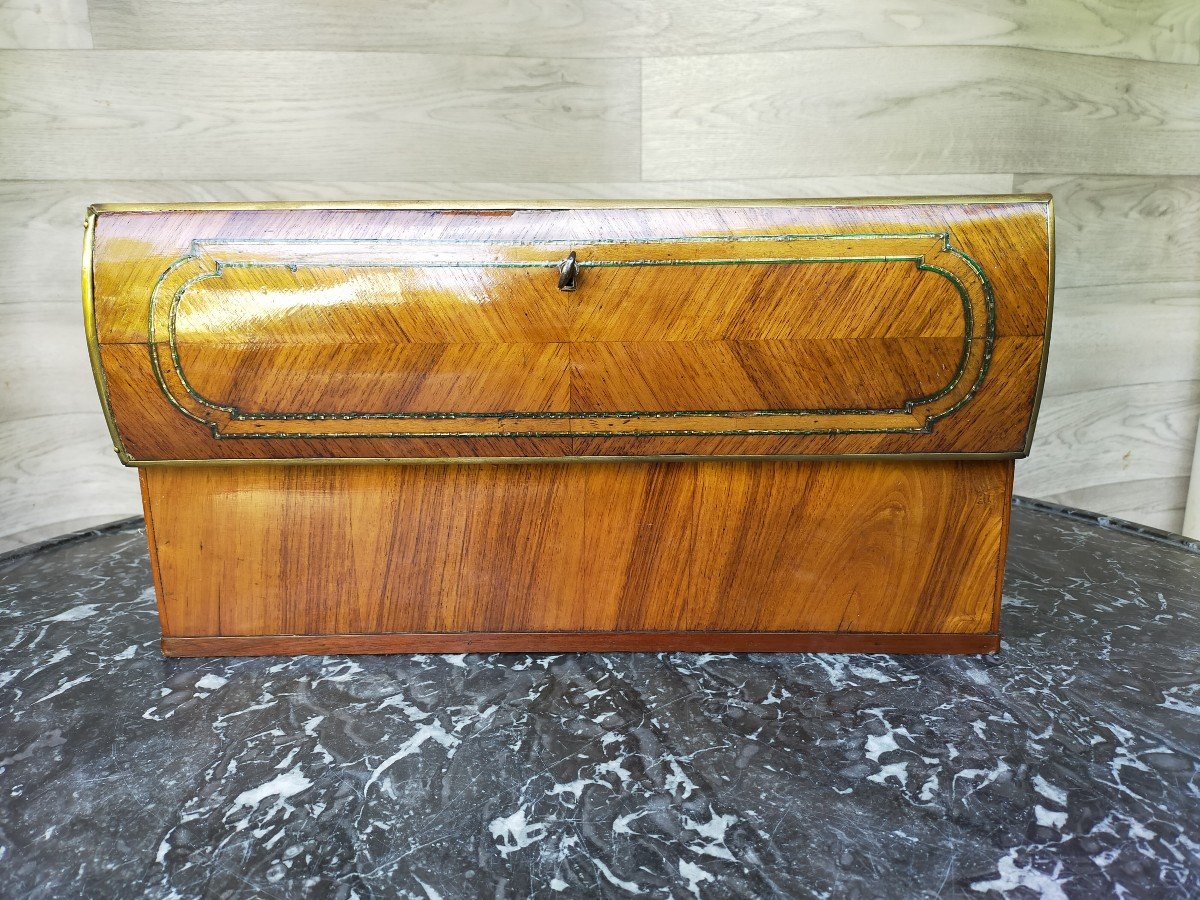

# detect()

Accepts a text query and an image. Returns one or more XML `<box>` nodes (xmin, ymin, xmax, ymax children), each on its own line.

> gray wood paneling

<box><xmin>0</xmin><ymin>175</ymin><xmax>1015</xmax><ymax>312</ymax></box>
<box><xmin>1</xmin><ymin>0</ymin><xmax>1198</xmax><ymax>543</ymax></box>
<box><xmin>1016</xmin><ymin>175</ymin><xmax>1200</xmax><ymax>287</ymax></box>
<box><xmin>643</xmin><ymin>49</ymin><xmax>1200</xmax><ymax>180</ymax></box>
<box><xmin>0</xmin><ymin>413</ymin><xmax>140</xmax><ymax>542</ymax></box>
<box><xmin>0</xmin><ymin>0</ymin><xmax>90</xmax><ymax>48</ymax></box>
<box><xmin>0</xmin><ymin>52</ymin><xmax>642</xmax><ymax>181</ymax></box>
<box><xmin>0</xmin><ymin>181</ymin><xmax>138</xmax><ymax>538</ymax></box>
<box><xmin>84</xmin><ymin>0</ymin><xmax>1200</xmax><ymax>63</ymax></box>
<box><xmin>1016</xmin><ymin>381</ymin><xmax>1200</xmax><ymax>529</ymax></box>
<box><xmin>1010</xmin><ymin>175</ymin><xmax>1200</xmax><ymax>530</ymax></box>
<box><xmin>0</xmin><ymin>175</ymin><xmax>1020</xmax><ymax>217</ymax></box>
<box><xmin>1043</xmin><ymin>283</ymin><xmax>1200</xmax><ymax>395</ymax></box>
<box><xmin>0</xmin><ymin>302</ymin><xmax>99</xmax><ymax>420</ymax></box>
<box><xmin>1025</xmin><ymin>476</ymin><xmax>1194</xmax><ymax>528</ymax></box>
<box><xmin>0</xmin><ymin>515</ymin><xmax>133</xmax><ymax>554</ymax></box>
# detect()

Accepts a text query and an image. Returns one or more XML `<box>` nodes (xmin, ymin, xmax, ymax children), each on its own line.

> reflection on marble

<box><xmin>0</xmin><ymin>502</ymin><xmax>1197</xmax><ymax>898</ymax></box>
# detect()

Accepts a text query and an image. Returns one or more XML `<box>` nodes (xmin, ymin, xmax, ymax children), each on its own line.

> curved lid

<box><xmin>85</xmin><ymin>198</ymin><xmax>1052</xmax><ymax>464</ymax></box>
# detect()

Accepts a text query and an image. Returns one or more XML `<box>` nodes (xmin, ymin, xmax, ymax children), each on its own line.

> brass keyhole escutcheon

<box><xmin>557</xmin><ymin>251</ymin><xmax>578</xmax><ymax>292</ymax></box>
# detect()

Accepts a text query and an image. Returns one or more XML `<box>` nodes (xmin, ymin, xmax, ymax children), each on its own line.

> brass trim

<box><xmin>1022</xmin><ymin>194</ymin><xmax>1054</xmax><ymax>457</ymax></box>
<box><xmin>81</xmin><ymin>209</ymin><xmax>127</xmax><ymax>457</ymax></box>
<box><xmin>89</xmin><ymin>194</ymin><xmax>1052</xmax><ymax>213</ymax></box>
<box><xmin>121</xmin><ymin>451</ymin><xmax>1024</xmax><ymax>467</ymax></box>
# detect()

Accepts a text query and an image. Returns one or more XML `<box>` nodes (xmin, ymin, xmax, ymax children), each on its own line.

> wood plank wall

<box><xmin>1</xmin><ymin>1</ymin><xmax>1198</xmax><ymax>548</ymax></box>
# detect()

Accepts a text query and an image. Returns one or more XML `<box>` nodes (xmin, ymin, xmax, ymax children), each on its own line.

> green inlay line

<box><xmin>146</xmin><ymin>231</ymin><xmax>995</xmax><ymax>439</ymax></box>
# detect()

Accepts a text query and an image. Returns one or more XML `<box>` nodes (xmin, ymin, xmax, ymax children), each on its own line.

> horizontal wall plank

<box><xmin>1044</xmin><ymin>282</ymin><xmax>1200</xmax><ymax>395</ymax></box>
<box><xmin>643</xmin><ymin>48</ymin><xmax>1200</xmax><ymax>179</ymax></box>
<box><xmin>1017</xmin><ymin>381</ymin><xmax>1200</xmax><ymax>532</ymax></box>
<box><xmin>1017</xmin><ymin>173</ymin><xmax>1200</xmax><ymax>532</ymax></box>
<box><xmin>84</xmin><ymin>0</ymin><xmax>1200</xmax><ymax>63</ymax></box>
<box><xmin>0</xmin><ymin>0</ymin><xmax>90</xmax><ymax>49</ymax></box>
<box><xmin>0</xmin><ymin>52</ymin><xmax>641</xmax><ymax>181</ymax></box>
<box><xmin>0</xmin><ymin>302</ymin><xmax>98</xmax><ymax>420</ymax></box>
<box><xmin>0</xmin><ymin>183</ymin><xmax>89</xmax><ymax>309</ymax></box>
<box><xmin>0</xmin><ymin>175</ymin><xmax>1015</xmax><ymax>307</ymax></box>
<box><xmin>0</xmin><ymin>175</ymin><xmax>1020</xmax><ymax>225</ymax></box>
<box><xmin>0</xmin><ymin>413</ymin><xmax>140</xmax><ymax>544</ymax></box>
<box><xmin>1017</xmin><ymin>175</ymin><xmax>1200</xmax><ymax>287</ymax></box>
<box><xmin>0</xmin><ymin>171</ymin><xmax>1194</xmax><ymax>536</ymax></box>
<box><xmin>1025</xmin><ymin>476</ymin><xmax>1191</xmax><ymax>533</ymax></box>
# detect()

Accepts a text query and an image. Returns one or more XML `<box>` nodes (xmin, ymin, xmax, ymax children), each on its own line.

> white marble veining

<box><xmin>0</xmin><ymin>503</ymin><xmax>1197</xmax><ymax>897</ymax></box>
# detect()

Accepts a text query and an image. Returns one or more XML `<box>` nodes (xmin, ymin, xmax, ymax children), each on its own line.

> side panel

<box><xmin>140</xmin><ymin>459</ymin><xmax>1010</xmax><ymax>652</ymax></box>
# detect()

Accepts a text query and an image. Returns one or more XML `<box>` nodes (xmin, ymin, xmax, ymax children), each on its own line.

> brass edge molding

<box><xmin>81</xmin><ymin>209</ymin><xmax>127</xmax><ymax>458</ymax></box>
<box><xmin>120</xmin><ymin>452</ymin><xmax>1023</xmax><ymax>467</ymax></box>
<box><xmin>1022</xmin><ymin>195</ymin><xmax>1055</xmax><ymax>458</ymax></box>
<box><xmin>90</xmin><ymin>194</ymin><xmax>1052</xmax><ymax>213</ymax></box>
<box><xmin>145</xmin><ymin>232</ymin><xmax>994</xmax><ymax>440</ymax></box>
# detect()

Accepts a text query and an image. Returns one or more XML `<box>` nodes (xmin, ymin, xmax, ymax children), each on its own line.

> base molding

<box><xmin>162</xmin><ymin>631</ymin><xmax>1000</xmax><ymax>657</ymax></box>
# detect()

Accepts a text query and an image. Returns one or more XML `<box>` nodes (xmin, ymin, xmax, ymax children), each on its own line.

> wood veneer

<box><xmin>140</xmin><ymin>459</ymin><xmax>1012</xmax><ymax>655</ymax></box>
<box><xmin>85</xmin><ymin>199</ymin><xmax>1052</xmax><ymax>655</ymax></box>
<box><xmin>88</xmin><ymin>201</ymin><xmax>1050</xmax><ymax>462</ymax></box>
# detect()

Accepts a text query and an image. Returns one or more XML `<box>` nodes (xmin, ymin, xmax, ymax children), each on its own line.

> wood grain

<box><xmin>0</xmin><ymin>177</ymin><xmax>1013</xmax><ymax>544</ymax></box>
<box><xmin>1040</xmin><ymin>283</ymin><xmax>1200</xmax><ymax>395</ymax></box>
<box><xmin>1013</xmin><ymin>175</ymin><xmax>1200</xmax><ymax>288</ymax></box>
<box><xmin>84</xmin><ymin>0</ymin><xmax>1200</xmax><ymax>63</ymax></box>
<box><xmin>0</xmin><ymin>0</ymin><xmax>90</xmax><ymax>49</ymax></box>
<box><xmin>1016</xmin><ymin>380</ymin><xmax>1200</xmax><ymax>528</ymax></box>
<box><xmin>89</xmin><ymin>201</ymin><xmax>1050</xmax><ymax>461</ymax></box>
<box><xmin>0</xmin><ymin>177</ymin><xmax>1019</xmax><ymax>310</ymax></box>
<box><xmin>140</xmin><ymin>459</ymin><xmax>1011</xmax><ymax>646</ymax></box>
<box><xmin>0</xmin><ymin>514</ymin><xmax>131</xmax><ymax>554</ymax></box>
<box><xmin>0</xmin><ymin>301</ymin><xmax>100</xmax><ymax>420</ymax></box>
<box><xmin>643</xmin><ymin>49</ymin><xmax>1200</xmax><ymax>180</ymax></box>
<box><xmin>1036</xmin><ymin>476</ymin><xmax>1193</xmax><ymax>529</ymax></box>
<box><xmin>0</xmin><ymin>176</ymin><xmax>1016</xmax><ymax>314</ymax></box>
<box><xmin>0</xmin><ymin>413</ymin><xmax>140</xmax><ymax>540</ymax></box>
<box><xmin>0</xmin><ymin>177</ymin><xmax>1022</xmax><ymax>222</ymax></box>
<box><xmin>121</xmin><ymin>199</ymin><xmax>1023</xmax><ymax>656</ymax></box>
<box><xmin>1012</xmin><ymin>174</ymin><xmax>1200</xmax><ymax>530</ymax></box>
<box><xmin>4</xmin><ymin>0</ymin><xmax>1200</xmax><ymax>545</ymax></box>
<box><xmin>0</xmin><ymin>52</ymin><xmax>641</xmax><ymax>181</ymax></box>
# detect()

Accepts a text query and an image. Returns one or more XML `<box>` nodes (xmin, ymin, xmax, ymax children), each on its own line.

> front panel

<box><xmin>141</xmin><ymin>459</ymin><xmax>1011</xmax><ymax>654</ymax></box>
<box><xmin>87</xmin><ymin>200</ymin><xmax>1051</xmax><ymax>462</ymax></box>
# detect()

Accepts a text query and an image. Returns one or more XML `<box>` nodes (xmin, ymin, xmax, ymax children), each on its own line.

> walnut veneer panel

<box><xmin>141</xmin><ymin>459</ymin><xmax>1010</xmax><ymax>653</ymax></box>
<box><xmin>87</xmin><ymin>199</ymin><xmax>1051</xmax><ymax>462</ymax></box>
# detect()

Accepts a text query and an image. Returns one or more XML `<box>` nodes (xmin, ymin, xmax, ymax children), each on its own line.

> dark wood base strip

<box><xmin>162</xmin><ymin>631</ymin><xmax>1000</xmax><ymax>657</ymax></box>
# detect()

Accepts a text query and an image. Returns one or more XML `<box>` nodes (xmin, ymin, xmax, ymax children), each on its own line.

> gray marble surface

<box><xmin>0</xmin><ymin>499</ymin><xmax>1197</xmax><ymax>899</ymax></box>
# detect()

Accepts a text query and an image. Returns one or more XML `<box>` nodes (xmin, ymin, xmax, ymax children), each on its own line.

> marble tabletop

<box><xmin>0</xmin><ymin>498</ymin><xmax>1197</xmax><ymax>899</ymax></box>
